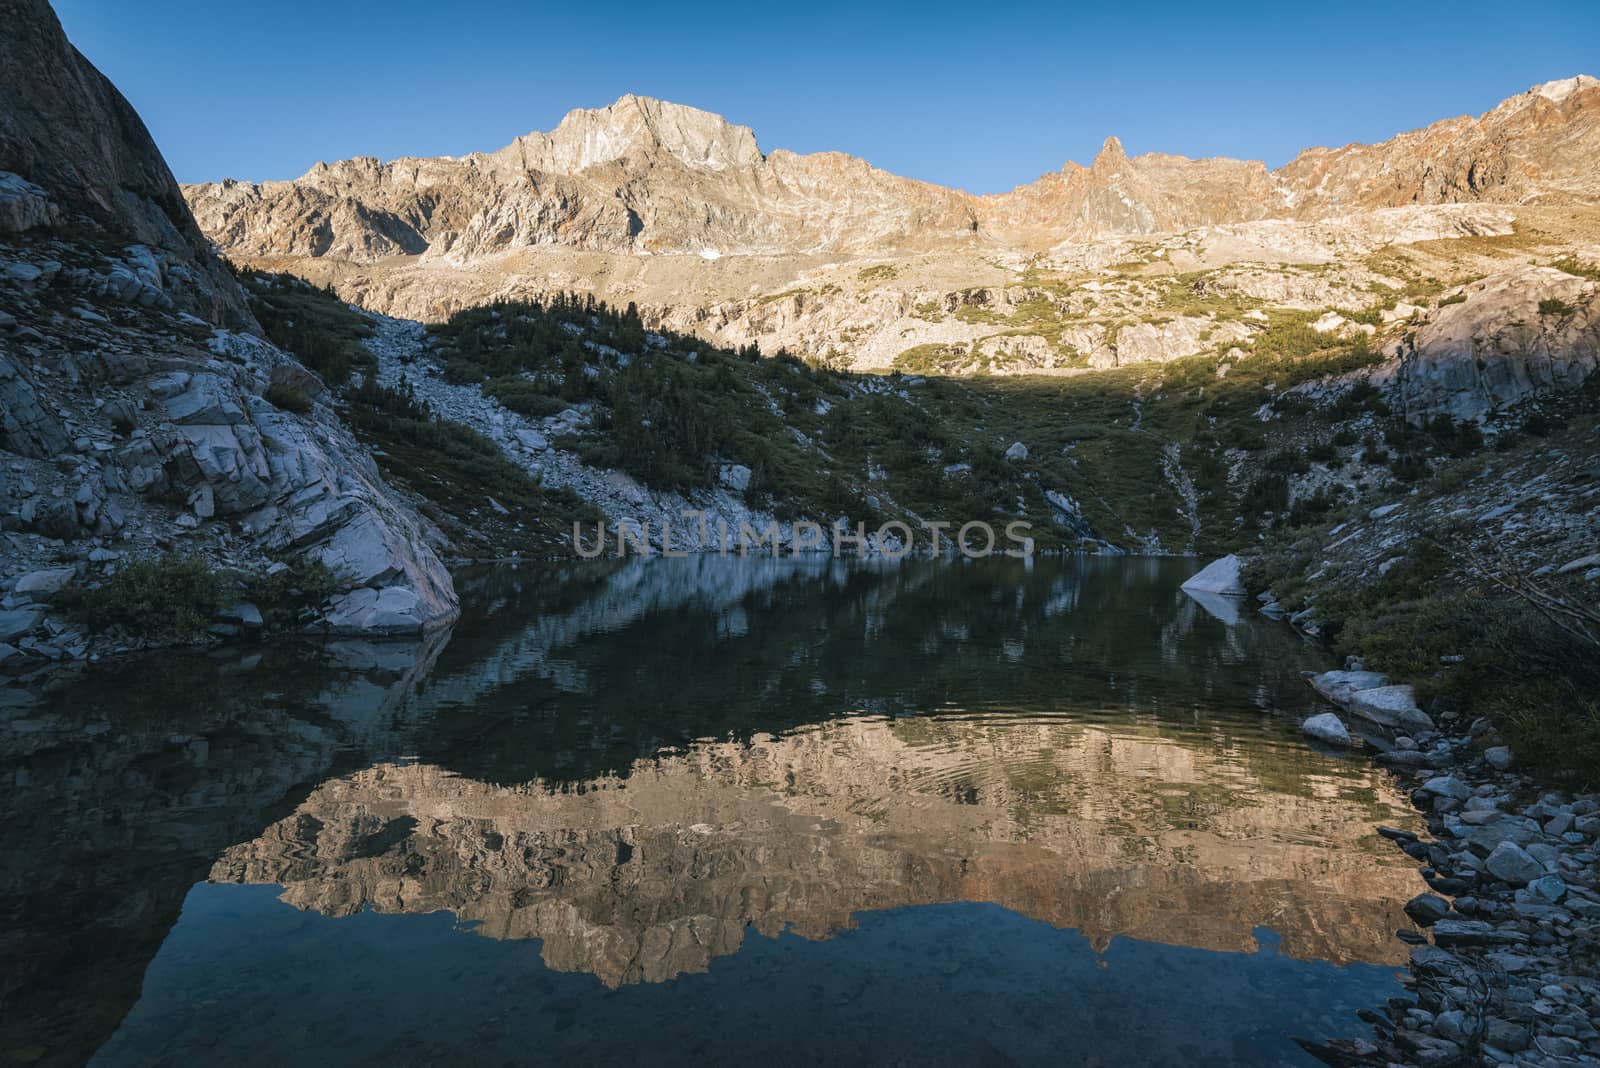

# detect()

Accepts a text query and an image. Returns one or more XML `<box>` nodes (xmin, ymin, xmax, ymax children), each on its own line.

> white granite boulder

<box><xmin>1181</xmin><ymin>554</ymin><xmax>1246</xmax><ymax>596</ymax></box>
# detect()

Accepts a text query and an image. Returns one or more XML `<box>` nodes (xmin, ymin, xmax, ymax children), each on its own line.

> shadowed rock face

<box><xmin>0</xmin><ymin>0</ymin><xmax>459</xmax><ymax>638</ymax></box>
<box><xmin>0</xmin><ymin>0</ymin><xmax>247</xmax><ymax>324</ymax></box>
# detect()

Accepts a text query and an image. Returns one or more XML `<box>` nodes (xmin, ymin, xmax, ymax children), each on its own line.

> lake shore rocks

<box><xmin>1298</xmin><ymin>673</ymin><xmax>1600</xmax><ymax>1066</ymax></box>
<box><xmin>1302</xmin><ymin>711</ymin><xmax>1353</xmax><ymax>747</ymax></box>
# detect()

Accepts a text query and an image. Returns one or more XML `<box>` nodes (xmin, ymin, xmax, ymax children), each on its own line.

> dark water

<box><xmin>0</xmin><ymin>556</ymin><xmax>1420</xmax><ymax>1067</ymax></box>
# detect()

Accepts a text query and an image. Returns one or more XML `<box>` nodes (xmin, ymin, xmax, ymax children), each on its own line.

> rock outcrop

<box><xmin>1378</xmin><ymin>264</ymin><xmax>1600</xmax><ymax>422</ymax></box>
<box><xmin>0</xmin><ymin>0</ymin><xmax>247</xmax><ymax>324</ymax></box>
<box><xmin>0</xmin><ymin>0</ymin><xmax>458</xmax><ymax>650</ymax></box>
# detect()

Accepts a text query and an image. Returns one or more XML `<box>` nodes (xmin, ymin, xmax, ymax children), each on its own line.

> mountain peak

<box><xmin>1093</xmin><ymin>135</ymin><xmax>1128</xmax><ymax>167</ymax></box>
<box><xmin>503</xmin><ymin>95</ymin><xmax>763</xmax><ymax>175</ymax></box>
<box><xmin>1529</xmin><ymin>74</ymin><xmax>1599</xmax><ymax>104</ymax></box>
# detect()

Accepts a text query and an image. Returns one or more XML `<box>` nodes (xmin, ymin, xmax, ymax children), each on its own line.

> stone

<box><xmin>159</xmin><ymin>374</ymin><xmax>247</xmax><ymax>425</ymax></box>
<box><xmin>1523</xmin><ymin>876</ymin><xmax>1561</xmax><ymax>901</ymax></box>
<box><xmin>717</xmin><ymin>463</ymin><xmax>752</xmax><ymax>493</ymax></box>
<box><xmin>1308</xmin><ymin>669</ymin><xmax>1389</xmax><ymax>704</ymax></box>
<box><xmin>1484</xmin><ymin>745</ymin><xmax>1514</xmax><ymax>771</ymax></box>
<box><xmin>1484</xmin><ymin>1018</ymin><xmax>1529</xmax><ymax>1052</ymax></box>
<box><xmin>1348</xmin><ymin>684</ymin><xmax>1434</xmax><ymax>731</ymax></box>
<box><xmin>1420</xmin><ymin>775</ymin><xmax>1474</xmax><ymax>801</ymax></box>
<box><xmin>1181</xmin><ymin>554</ymin><xmax>1246</xmax><ymax>596</ymax></box>
<box><xmin>188</xmin><ymin>483</ymin><xmax>216</xmax><ymax>519</ymax></box>
<box><xmin>1301</xmin><ymin>712</ymin><xmax>1352</xmax><ymax>747</ymax></box>
<box><xmin>0</xmin><ymin>607</ymin><xmax>45</xmax><ymax>643</ymax></box>
<box><xmin>1404</xmin><ymin>892</ymin><xmax>1451</xmax><ymax>927</ymax></box>
<box><xmin>1485</xmin><ymin>841</ymin><xmax>1545</xmax><ymax>886</ymax></box>
<box><xmin>215</xmin><ymin>602</ymin><xmax>263</xmax><ymax>629</ymax></box>
<box><xmin>1003</xmin><ymin>441</ymin><xmax>1028</xmax><ymax>462</ymax></box>
<box><xmin>12</xmin><ymin>566</ymin><xmax>75</xmax><ymax>599</ymax></box>
<box><xmin>1433</xmin><ymin>1010</ymin><xmax>1471</xmax><ymax>1044</ymax></box>
<box><xmin>513</xmin><ymin>427</ymin><xmax>549</xmax><ymax>451</ymax></box>
<box><xmin>1430</xmin><ymin>918</ymin><xmax>1526</xmax><ymax>947</ymax></box>
<box><xmin>323</xmin><ymin>585</ymin><xmax>427</xmax><ymax>635</ymax></box>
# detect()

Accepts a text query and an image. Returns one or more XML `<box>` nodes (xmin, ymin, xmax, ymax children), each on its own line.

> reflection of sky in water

<box><xmin>97</xmin><ymin>887</ymin><xmax>1402</xmax><ymax>1067</ymax></box>
<box><xmin>7</xmin><ymin>557</ymin><xmax>1423</xmax><ymax>1066</ymax></box>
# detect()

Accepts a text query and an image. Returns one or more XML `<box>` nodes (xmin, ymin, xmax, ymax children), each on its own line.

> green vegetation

<box><xmin>58</xmin><ymin>556</ymin><xmax>229</xmax><ymax>641</ymax></box>
<box><xmin>58</xmin><ymin>556</ymin><xmax>343</xmax><ymax>641</ymax></box>
<box><xmin>1250</xmin><ymin>542</ymin><xmax>1600</xmax><ymax>781</ymax></box>
<box><xmin>1539</xmin><ymin>297</ymin><xmax>1575</xmax><ymax>317</ymax></box>
<box><xmin>1550</xmin><ymin>254</ymin><xmax>1600</xmax><ymax>281</ymax></box>
<box><xmin>264</xmin><ymin>382</ymin><xmax>313</xmax><ymax>414</ymax></box>
<box><xmin>230</xmin><ymin>265</ymin><xmax>376</xmax><ymax>385</ymax></box>
<box><xmin>1243</xmin><ymin>382</ymin><xmax>1600</xmax><ymax>782</ymax></box>
<box><xmin>236</xmin><ymin>272</ymin><xmax>595</xmax><ymax>558</ymax></box>
<box><xmin>857</xmin><ymin>264</ymin><xmax>898</xmax><ymax>282</ymax></box>
<box><xmin>344</xmin><ymin>378</ymin><xmax>596</xmax><ymax>557</ymax></box>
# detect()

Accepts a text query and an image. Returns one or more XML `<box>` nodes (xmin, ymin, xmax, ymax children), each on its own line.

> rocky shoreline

<box><xmin>1296</xmin><ymin>665</ymin><xmax>1599</xmax><ymax>1066</ymax></box>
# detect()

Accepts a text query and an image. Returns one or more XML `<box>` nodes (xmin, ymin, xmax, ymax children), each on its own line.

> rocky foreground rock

<box><xmin>0</xmin><ymin>0</ymin><xmax>457</xmax><ymax>658</ymax></box>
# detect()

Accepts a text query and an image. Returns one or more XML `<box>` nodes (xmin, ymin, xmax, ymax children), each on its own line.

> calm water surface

<box><xmin>0</xmin><ymin>557</ymin><xmax>1421</xmax><ymax>1066</ymax></box>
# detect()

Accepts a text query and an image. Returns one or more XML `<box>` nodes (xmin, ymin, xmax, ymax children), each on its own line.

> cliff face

<box><xmin>0</xmin><ymin>0</ymin><xmax>247</xmax><ymax>323</ymax></box>
<box><xmin>0</xmin><ymin>0</ymin><xmax>459</xmax><ymax>648</ymax></box>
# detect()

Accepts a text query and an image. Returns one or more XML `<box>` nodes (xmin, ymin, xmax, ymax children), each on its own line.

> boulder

<box><xmin>0</xmin><ymin>607</ymin><xmax>45</xmax><ymax>643</ymax></box>
<box><xmin>513</xmin><ymin>427</ymin><xmax>549</xmax><ymax>452</ymax></box>
<box><xmin>1377</xmin><ymin>265</ymin><xmax>1600</xmax><ymax>422</ymax></box>
<box><xmin>1004</xmin><ymin>441</ymin><xmax>1028</xmax><ymax>462</ymax></box>
<box><xmin>215</xmin><ymin>602</ymin><xmax>263</xmax><ymax>629</ymax></box>
<box><xmin>1403</xmin><ymin>893</ymin><xmax>1451</xmax><ymax>927</ymax></box>
<box><xmin>718</xmin><ymin>463</ymin><xmax>752</xmax><ymax>493</ymax></box>
<box><xmin>1308</xmin><ymin>669</ymin><xmax>1389</xmax><ymax>704</ymax></box>
<box><xmin>324</xmin><ymin>585</ymin><xmax>430</xmax><ymax>635</ymax></box>
<box><xmin>1420</xmin><ymin>775</ymin><xmax>1474</xmax><ymax>801</ymax></box>
<box><xmin>1180</xmin><ymin>554</ymin><xmax>1245</xmax><ymax>596</ymax></box>
<box><xmin>12</xmin><ymin>566</ymin><xmax>76</xmax><ymax>599</ymax></box>
<box><xmin>1347</xmin><ymin>684</ymin><xmax>1434</xmax><ymax>731</ymax></box>
<box><xmin>1484</xmin><ymin>840</ymin><xmax>1545</xmax><ymax>886</ymax></box>
<box><xmin>1483</xmin><ymin>745</ymin><xmax>1514</xmax><ymax>771</ymax></box>
<box><xmin>159</xmin><ymin>373</ymin><xmax>247</xmax><ymax>425</ymax></box>
<box><xmin>0</xmin><ymin>171</ymin><xmax>56</xmax><ymax>232</ymax></box>
<box><xmin>1301</xmin><ymin>712</ymin><xmax>1352</xmax><ymax>747</ymax></box>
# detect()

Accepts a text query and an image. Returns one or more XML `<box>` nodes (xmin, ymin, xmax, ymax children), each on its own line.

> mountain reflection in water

<box><xmin>1</xmin><ymin>556</ymin><xmax>1420</xmax><ymax>1067</ymax></box>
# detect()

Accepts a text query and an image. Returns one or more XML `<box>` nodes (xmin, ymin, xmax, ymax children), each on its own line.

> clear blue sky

<box><xmin>52</xmin><ymin>0</ymin><xmax>1600</xmax><ymax>193</ymax></box>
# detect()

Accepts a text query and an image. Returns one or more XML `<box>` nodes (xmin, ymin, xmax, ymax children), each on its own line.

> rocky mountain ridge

<box><xmin>187</xmin><ymin>78</ymin><xmax>1600</xmax><ymax>261</ymax></box>
<box><xmin>182</xmin><ymin>79</ymin><xmax>1600</xmax><ymax>375</ymax></box>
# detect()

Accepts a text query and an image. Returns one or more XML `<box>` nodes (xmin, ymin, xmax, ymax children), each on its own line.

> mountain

<box><xmin>182</xmin><ymin>79</ymin><xmax>1600</xmax><ymax>369</ymax></box>
<box><xmin>188</xmin><ymin>79</ymin><xmax>1600</xmax><ymax>262</ymax></box>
